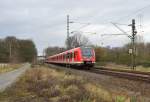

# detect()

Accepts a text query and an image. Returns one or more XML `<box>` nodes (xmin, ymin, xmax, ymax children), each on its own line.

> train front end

<box><xmin>80</xmin><ymin>47</ymin><xmax>95</xmax><ymax>67</ymax></box>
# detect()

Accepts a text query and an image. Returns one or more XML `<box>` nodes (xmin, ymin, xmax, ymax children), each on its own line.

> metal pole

<box><xmin>9</xmin><ymin>42</ymin><xmax>12</xmax><ymax>62</ymax></box>
<box><xmin>131</xmin><ymin>19</ymin><xmax>137</xmax><ymax>70</ymax></box>
<box><xmin>67</xmin><ymin>15</ymin><xmax>69</xmax><ymax>49</ymax></box>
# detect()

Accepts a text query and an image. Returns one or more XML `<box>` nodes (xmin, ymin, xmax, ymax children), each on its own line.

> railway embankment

<box><xmin>48</xmin><ymin>64</ymin><xmax>150</xmax><ymax>101</ymax></box>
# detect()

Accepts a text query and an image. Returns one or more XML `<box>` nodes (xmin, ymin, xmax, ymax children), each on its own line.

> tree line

<box><xmin>45</xmin><ymin>32</ymin><xmax>150</xmax><ymax>67</ymax></box>
<box><xmin>0</xmin><ymin>36</ymin><xmax>37</xmax><ymax>63</ymax></box>
<box><xmin>94</xmin><ymin>43</ymin><xmax>150</xmax><ymax>67</ymax></box>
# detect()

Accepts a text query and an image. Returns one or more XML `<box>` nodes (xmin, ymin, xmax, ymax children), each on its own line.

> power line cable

<box><xmin>97</xmin><ymin>4</ymin><xmax>150</xmax><ymax>36</ymax></box>
<box><xmin>116</xmin><ymin>4</ymin><xmax>150</xmax><ymax>22</ymax></box>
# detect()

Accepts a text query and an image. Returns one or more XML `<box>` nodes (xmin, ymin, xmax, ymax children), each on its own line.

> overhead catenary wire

<box><xmin>97</xmin><ymin>3</ymin><xmax>150</xmax><ymax>34</ymax></box>
<box><xmin>66</xmin><ymin>3</ymin><xmax>150</xmax><ymax>48</ymax></box>
<box><xmin>70</xmin><ymin>22</ymin><xmax>91</xmax><ymax>34</ymax></box>
<box><xmin>116</xmin><ymin>4</ymin><xmax>150</xmax><ymax>22</ymax></box>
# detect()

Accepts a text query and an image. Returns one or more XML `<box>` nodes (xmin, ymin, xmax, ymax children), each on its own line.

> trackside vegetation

<box><xmin>94</xmin><ymin>43</ymin><xmax>150</xmax><ymax>68</ymax></box>
<box><xmin>0</xmin><ymin>66</ymin><xmax>140</xmax><ymax>102</ymax></box>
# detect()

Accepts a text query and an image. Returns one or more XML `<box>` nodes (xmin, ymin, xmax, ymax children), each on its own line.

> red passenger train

<box><xmin>45</xmin><ymin>47</ymin><xmax>95</xmax><ymax>67</ymax></box>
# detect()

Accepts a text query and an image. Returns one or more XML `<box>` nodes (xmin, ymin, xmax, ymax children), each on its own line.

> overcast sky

<box><xmin>0</xmin><ymin>0</ymin><xmax>150</xmax><ymax>55</ymax></box>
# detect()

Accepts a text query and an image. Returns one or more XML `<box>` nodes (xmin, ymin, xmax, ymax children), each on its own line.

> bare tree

<box><xmin>45</xmin><ymin>46</ymin><xmax>65</xmax><ymax>56</ymax></box>
<box><xmin>5</xmin><ymin>36</ymin><xmax>20</xmax><ymax>63</ymax></box>
<box><xmin>66</xmin><ymin>32</ymin><xmax>90</xmax><ymax>49</ymax></box>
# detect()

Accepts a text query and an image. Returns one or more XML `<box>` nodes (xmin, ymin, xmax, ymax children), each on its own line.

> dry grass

<box><xmin>0</xmin><ymin>64</ymin><xmax>21</xmax><ymax>74</ymax></box>
<box><xmin>101</xmin><ymin>63</ymin><xmax>150</xmax><ymax>72</ymax></box>
<box><xmin>0</xmin><ymin>66</ymin><xmax>132</xmax><ymax>102</ymax></box>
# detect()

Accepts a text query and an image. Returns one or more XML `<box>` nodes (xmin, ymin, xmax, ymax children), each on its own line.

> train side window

<box><xmin>66</xmin><ymin>53</ymin><xmax>68</xmax><ymax>59</ymax></box>
<box><xmin>64</xmin><ymin>54</ymin><xmax>66</xmax><ymax>59</ymax></box>
<box><xmin>61</xmin><ymin>55</ymin><xmax>62</xmax><ymax>60</ymax></box>
<box><xmin>67</xmin><ymin>53</ymin><xmax>69</xmax><ymax>58</ymax></box>
<box><xmin>63</xmin><ymin>54</ymin><xmax>65</xmax><ymax>60</ymax></box>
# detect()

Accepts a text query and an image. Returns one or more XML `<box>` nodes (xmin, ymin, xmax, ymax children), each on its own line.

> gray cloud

<box><xmin>0</xmin><ymin>0</ymin><xmax>150</xmax><ymax>55</ymax></box>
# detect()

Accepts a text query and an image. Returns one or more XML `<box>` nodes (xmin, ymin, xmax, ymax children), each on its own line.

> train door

<box><xmin>63</xmin><ymin>54</ymin><xmax>65</xmax><ymax>63</ymax></box>
<box><xmin>65</xmin><ymin>53</ymin><xmax>67</xmax><ymax>63</ymax></box>
<box><xmin>72</xmin><ymin>51</ymin><xmax>74</xmax><ymax>63</ymax></box>
<box><xmin>69</xmin><ymin>52</ymin><xmax>72</xmax><ymax>62</ymax></box>
<box><xmin>67</xmin><ymin>52</ymin><xmax>72</xmax><ymax>64</ymax></box>
<box><xmin>67</xmin><ymin>52</ymin><xmax>69</xmax><ymax>64</ymax></box>
<box><xmin>74</xmin><ymin>51</ymin><xmax>77</xmax><ymax>62</ymax></box>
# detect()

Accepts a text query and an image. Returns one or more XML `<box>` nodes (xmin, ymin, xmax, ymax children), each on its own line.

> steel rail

<box><xmin>90</xmin><ymin>67</ymin><xmax>150</xmax><ymax>83</ymax></box>
<box><xmin>47</xmin><ymin>64</ymin><xmax>150</xmax><ymax>83</ymax></box>
<box><xmin>95</xmin><ymin>66</ymin><xmax>150</xmax><ymax>75</ymax></box>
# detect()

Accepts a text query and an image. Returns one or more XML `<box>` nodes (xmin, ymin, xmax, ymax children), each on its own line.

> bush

<box><xmin>116</xmin><ymin>96</ymin><xmax>126</xmax><ymax>102</ymax></box>
<box><xmin>139</xmin><ymin>61</ymin><xmax>150</xmax><ymax>67</ymax></box>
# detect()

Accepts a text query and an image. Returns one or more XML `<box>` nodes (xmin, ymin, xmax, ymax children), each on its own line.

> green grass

<box><xmin>0</xmin><ymin>66</ymin><xmax>133</xmax><ymax>102</ymax></box>
<box><xmin>96</xmin><ymin>62</ymin><xmax>150</xmax><ymax>72</ymax></box>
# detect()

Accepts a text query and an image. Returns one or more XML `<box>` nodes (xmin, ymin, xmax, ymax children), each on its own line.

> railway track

<box><xmin>89</xmin><ymin>67</ymin><xmax>150</xmax><ymax>83</ymax></box>
<box><xmin>47</xmin><ymin>64</ymin><xmax>150</xmax><ymax>83</ymax></box>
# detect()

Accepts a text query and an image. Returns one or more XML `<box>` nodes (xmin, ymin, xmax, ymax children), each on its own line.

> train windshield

<box><xmin>81</xmin><ymin>48</ymin><xmax>93</xmax><ymax>57</ymax></box>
